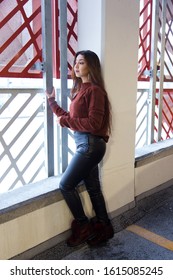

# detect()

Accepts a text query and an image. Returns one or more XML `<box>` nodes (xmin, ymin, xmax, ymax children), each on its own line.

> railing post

<box><xmin>41</xmin><ymin>0</ymin><xmax>54</xmax><ymax>177</ymax></box>
<box><xmin>148</xmin><ymin>0</ymin><xmax>159</xmax><ymax>144</ymax></box>
<box><xmin>59</xmin><ymin>0</ymin><xmax>68</xmax><ymax>173</ymax></box>
<box><xmin>157</xmin><ymin>0</ymin><xmax>167</xmax><ymax>141</ymax></box>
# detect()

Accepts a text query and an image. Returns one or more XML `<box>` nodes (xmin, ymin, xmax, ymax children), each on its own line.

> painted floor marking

<box><xmin>126</xmin><ymin>224</ymin><xmax>173</xmax><ymax>251</ymax></box>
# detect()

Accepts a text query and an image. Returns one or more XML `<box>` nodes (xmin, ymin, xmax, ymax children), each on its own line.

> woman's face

<box><xmin>74</xmin><ymin>54</ymin><xmax>89</xmax><ymax>82</ymax></box>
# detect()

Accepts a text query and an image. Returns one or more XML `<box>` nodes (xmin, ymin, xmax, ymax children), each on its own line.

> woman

<box><xmin>47</xmin><ymin>50</ymin><xmax>114</xmax><ymax>247</ymax></box>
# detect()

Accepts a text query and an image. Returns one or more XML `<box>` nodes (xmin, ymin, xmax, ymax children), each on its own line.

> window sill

<box><xmin>0</xmin><ymin>176</ymin><xmax>60</xmax><ymax>223</ymax></box>
<box><xmin>135</xmin><ymin>138</ymin><xmax>173</xmax><ymax>167</ymax></box>
<box><xmin>0</xmin><ymin>176</ymin><xmax>85</xmax><ymax>224</ymax></box>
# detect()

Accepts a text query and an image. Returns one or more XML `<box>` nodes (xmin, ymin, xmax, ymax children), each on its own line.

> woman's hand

<box><xmin>57</xmin><ymin>116</ymin><xmax>62</xmax><ymax>125</ymax></box>
<box><xmin>46</xmin><ymin>87</ymin><xmax>55</xmax><ymax>99</ymax></box>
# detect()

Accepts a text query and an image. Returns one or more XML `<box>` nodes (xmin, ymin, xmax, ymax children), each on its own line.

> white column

<box><xmin>78</xmin><ymin>0</ymin><xmax>140</xmax><ymax>214</ymax></box>
<box><xmin>78</xmin><ymin>0</ymin><xmax>102</xmax><ymax>56</ymax></box>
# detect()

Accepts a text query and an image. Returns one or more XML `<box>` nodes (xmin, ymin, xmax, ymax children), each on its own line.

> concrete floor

<box><xmin>32</xmin><ymin>185</ymin><xmax>173</xmax><ymax>260</ymax></box>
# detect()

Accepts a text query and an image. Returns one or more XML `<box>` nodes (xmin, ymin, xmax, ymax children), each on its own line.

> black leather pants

<box><xmin>59</xmin><ymin>131</ymin><xmax>110</xmax><ymax>224</ymax></box>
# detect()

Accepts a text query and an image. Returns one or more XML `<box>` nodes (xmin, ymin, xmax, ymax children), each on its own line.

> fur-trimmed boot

<box><xmin>87</xmin><ymin>219</ymin><xmax>114</xmax><ymax>247</ymax></box>
<box><xmin>66</xmin><ymin>220</ymin><xmax>95</xmax><ymax>247</ymax></box>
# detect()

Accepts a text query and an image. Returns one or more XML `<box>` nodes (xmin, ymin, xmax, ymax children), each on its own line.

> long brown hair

<box><xmin>71</xmin><ymin>50</ymin><xmax>112</xmax><ymax>135</ymax></box>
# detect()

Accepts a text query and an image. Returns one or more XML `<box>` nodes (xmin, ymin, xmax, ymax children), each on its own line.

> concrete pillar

<box><xmin>78</xmin><ymin>0</ymin><xmax>140</xmax><ymax>213</ymax></box>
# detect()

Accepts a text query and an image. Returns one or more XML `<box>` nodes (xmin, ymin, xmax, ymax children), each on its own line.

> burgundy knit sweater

<box><xmin>48</xmin><ymin>82</ymin><xmax>109</xmax><ymax>142</ymax></box>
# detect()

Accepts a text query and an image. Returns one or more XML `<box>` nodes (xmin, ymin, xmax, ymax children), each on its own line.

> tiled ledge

<box><xmin>0</xmin><ymin>176</ymin><xmax>85</xmax><ymax>224</ymax></box>
<box><xmin>0</xmin><ymin>176</ymin><xmax>61</xmax><ymax>224</ymax></box>
<box><xmin>135</xmin><ymin>138</ymin><xmax>173</xmax><ymax>167</ymax></box>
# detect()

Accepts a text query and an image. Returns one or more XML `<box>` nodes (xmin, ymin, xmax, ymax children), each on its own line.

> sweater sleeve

<box><xmin>59</xmin><ymin>88</ymin><xmax>105</xmax><ymax>133</ymax></box>
<box><xmin>48</xmin><ymin>97</ymin><xmax>69</xmax><ymax>118</ymax></box>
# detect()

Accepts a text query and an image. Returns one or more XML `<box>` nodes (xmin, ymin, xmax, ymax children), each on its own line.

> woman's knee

<box><xmin>59</xmin><ymin>181</ymin><xmax>74</xmax><ymax>192</ymax></box>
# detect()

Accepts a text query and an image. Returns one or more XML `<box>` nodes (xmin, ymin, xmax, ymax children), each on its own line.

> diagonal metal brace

<box><xmin>30</xmin><ymin>62</ymin><xmax>45</xmax><ymax>72</ymax></box>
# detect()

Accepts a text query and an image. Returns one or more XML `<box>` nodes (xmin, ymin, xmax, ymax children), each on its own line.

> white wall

<box><xmin>0</xmin><ymin>191</ymin><xmax>93</xmax><ymax>260</ymax></box>
<box><xmin>135</xmin><ymin>155</ymin><xmax>173</xmax><ymax>196</ymax></box>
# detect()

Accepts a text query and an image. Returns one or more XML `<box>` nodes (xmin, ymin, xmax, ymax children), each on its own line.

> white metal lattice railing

<box><xmin>0</xmin><ymin>83</ymin><xmax>75</xmax><ymax>193</ymax></box>
<box><xmin>136</xmin><ymin>85</ymin><xmax>173</xmax><ymax>148</ymax></box>
<box><xmin>0</xmin><ymin>88</ymin><xmax>46</xmax><ymax>192</ymax></box>
<box><xmin>1</xmin><ymin>85</ymin><xmax>173</xmax><ymax>192</ymax></box>
<box><xmin>136</xmin><ymin>88</ymin><xmax>150</xmax><ymax>148</ymax></box>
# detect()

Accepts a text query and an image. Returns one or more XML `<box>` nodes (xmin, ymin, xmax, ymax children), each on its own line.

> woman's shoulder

<box><xmin>88</xmin><ymin>83</ymin><xmax>100</xmax><ymax>90</ymax></box>
<box><xmin>87</xmin><ymin>84</ymin><xmax>106</xmax><ymax>95</ymax></box>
